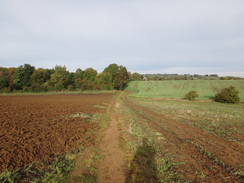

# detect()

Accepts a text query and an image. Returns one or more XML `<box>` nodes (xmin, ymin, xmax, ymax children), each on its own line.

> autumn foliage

<box><xmin>0</xmin><ymin>63</ymin><xmax>135</xmax><ymax>92</ymax></box>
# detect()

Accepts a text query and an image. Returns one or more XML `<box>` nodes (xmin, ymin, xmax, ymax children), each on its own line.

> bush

<box><xmin>215</xmin><ymin>86</ymin><xmax>240</xmax><ymax>104</ymax></box>
<box><xmin>184</xmin><ymin>90</ymin><xmax>199</xmax><ymax>101</ymax></box>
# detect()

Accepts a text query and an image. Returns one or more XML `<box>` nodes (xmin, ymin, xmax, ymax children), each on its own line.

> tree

<box><xmin>184</xmin><ymin>90</ymin><xmax>199</xmax><ymax>101</ymax></box>
<box><xmin>6</xmin><ymin>68</ymin><xmax>15</xmax><ymax>91</ymax></box>
<box><xmin>215</xmin><ymin>86</ymin><xmax>240</xmax><ymax>104</ymax></box>
<box><xmin>48</xmin><ymin>65</ymin><xmax>69</xmax><ymax>91</ymax></box>
<box><xmin>95</xmin><ymin>72</ymin><xmax>113</xmax><ymax>90</ymax></box>
<box><xmin>103</xmin><ymin>64</ymin><xmax>130</xmax><ymax>90</ymax></box>
<box><xmin>114</xmin><ymin>66</ymin><xmax>129</xmax><ymax>90</ymax></box>
<box><xmin>130</xmin><ymin>72</ymin><xmax>141</xmax><ymax>81</ymax></box>
<box><xmin>83</xmin><ymin>68</ymin><xmax>97</xmax><ymax>82</ymax></box>
<box><xmin>74</xmin><ymin>68</ymin><xmax>83</xmax><ymax>89</ymax></box>
<box><xmin>65</xmin><ymin>73</ymin><xmax>75</xmax><ymax>89</ymax></box>
<box><xmin>30</xmin><ymin>68</ymin><xmax>50</xmax><ymax>86</ymax></box>
<box><xmin>74</xmin><ymin>68</ymin><xmax>83</xmax><ymax>80</ymax></box>
<box><xmin>103</xmin><ymin>63</ymin><xmax>119</xmax><ymax>83</ymax></box>
<box><xmin>0</xmin><ymin>68</ymin><xmax>8</xmax><ymax>90</ymax></box>
<box><xmin>12</xmin><ymin>64</ymin><xmax>35</xmax><ymax>90</ymax></box>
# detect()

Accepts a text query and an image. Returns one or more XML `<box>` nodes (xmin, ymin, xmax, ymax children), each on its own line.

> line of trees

<box><xmin>143</xmin><ymin>74</ymin><xmax>244</xmax><ymax>80</ymax></box>
<box><xmin>0</xmin><ymin>63</ymin><xmax>142</xmax><ymax>92</ymax></box>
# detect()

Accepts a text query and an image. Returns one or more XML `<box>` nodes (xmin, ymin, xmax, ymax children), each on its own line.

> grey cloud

<box><xmin>0</xmin><ymin>0</ymin><xmax>244</xmax><ymax>76</ymax></box>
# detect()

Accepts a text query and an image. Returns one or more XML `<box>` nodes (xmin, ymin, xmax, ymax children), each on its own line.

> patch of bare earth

<box><xmin>96</xmin><ymin>98</ymin><xmax>126</xmax><ymax>183</ymax></box>
<box><xmin>0</xmin><ymin>94</ymin><xmax>113</xmax><ymax>172</ymax></box>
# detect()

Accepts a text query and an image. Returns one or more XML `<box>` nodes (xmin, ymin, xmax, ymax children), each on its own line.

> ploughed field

<box><xmin>0</xmin><ymin>93</ymin><xmax>113</xmax><ymax>172</ymax></box>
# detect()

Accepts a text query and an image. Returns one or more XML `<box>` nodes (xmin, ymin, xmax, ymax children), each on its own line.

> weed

<box><xmin>195</xmin><ymin>171</ymin><xmax>206</xmax><ymax>180</ymax></box>
<box><xmin>184</xmin><ymin>90</ymin><xmax>199</xmax><ymax>101</ymax></box>
<box><xmin>0</xmin><ymin>169</ymin><xmax>21</xmax><ymax>183</ymax></box>
<box><xmin>187</xmin><ymin>140</ymin><xmax>226</xmax><ymax>168</ymax></box>
<box><xmin>0</xmin><ymin>152</ymin><xmax>76</xmax><ymax>183</ymax></box>
<box><xmin>63</xmin><ymin>113</ymin><xmax>93</xmax><ymax>123</ymax></box>
<box><xmin>93</xmin><ymin>105</ymin><xmax>106</xmax><ymax>109</ymax></box>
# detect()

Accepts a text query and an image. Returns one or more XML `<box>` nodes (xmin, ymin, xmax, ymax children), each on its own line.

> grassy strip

<box><xmin>130</xmin><ymin>97</ymin><xmax>244</xmax><ymax>144</ymax></box>
<box><xmin>116</xmin><ymin>92</ymin><xmax>188</xmax><ymax>182</ymax></box>
<box><xmin>0</xmin><ymin>90</ymin><xmax>115</xmax><ymax>96</ymax></box>
<box><xmin>0</xmin><ymin>149</ymin><xmax>80</xmax><ymax>183</ymax></box>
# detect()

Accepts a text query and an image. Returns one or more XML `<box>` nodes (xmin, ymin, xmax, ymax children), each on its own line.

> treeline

<box><xmin>0</xmin><ymin>63</ymin><xmax>142</xmax><ymax>93</ymax></box>
<box><xmin>143</xmin><ymin>74</ymin><xmax>244</xmax><ymax>80</ymax></box>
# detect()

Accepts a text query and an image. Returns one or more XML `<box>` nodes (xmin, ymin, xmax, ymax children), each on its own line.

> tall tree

<box><xmin>83</xmin><ymin>68</ymin><xmax>97</xmax><ymax>81</ymax></box>
<box><xmin>48</xmin><ymin>65</ymin><xmax>69</xmax><ymax>91</ymax></box>
<box><xmin>12</xmin><ymin>64</ymin><xmax>35</xmax><ymax>90</ymax></box>
<box><xmin>114</xmin><ymin>66</ymin><xmax>129</xmax><ymax>90</ymax></box>
<box><xmin>130</xmin><ymin>72</ymin><xmax>141</xmax><ymax>81</ymax></box>
<box><xmin>103</xmin><ymin>63</ymin><xmax>119</xmax><ymax>83</ymax></box>
<box><xmin>74</xmin><ymin>68</ymin><xmax>83</xmax><ymax>79</ymax></box>
<box><xmin>95</xmin><ymin>72</ymin><xmax>113</xmax><ymax>90</ymax></box>
<box><xmin>0</xmin><ymin>67</ymin><xmax>8</xmax><ymax>90</ymax></box>
<box><xmin>30</xmin><ymin>68</ymin><xmax>50</xmax><ymax>86</ymax></box>
<box><xmin>7</xmin><ymin>68</ymin><xmax>15</xmax><ymax>91</ymax></box>
<box><xmin>74</xmin><ymin>68</ymin><xmax>83</xmax><ymax>89</ymax></box>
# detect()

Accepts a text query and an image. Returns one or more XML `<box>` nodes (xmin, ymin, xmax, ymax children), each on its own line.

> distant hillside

<box><xmin>126</xmin><ymin>80</ymin><xmax>244</xmax><ymax>102</ymax></box>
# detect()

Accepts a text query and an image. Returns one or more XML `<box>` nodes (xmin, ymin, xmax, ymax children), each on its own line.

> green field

<box><xmin>126</xmin><ymin>80</ymin><xmax>244</xmax><ymax>102</ymax></box>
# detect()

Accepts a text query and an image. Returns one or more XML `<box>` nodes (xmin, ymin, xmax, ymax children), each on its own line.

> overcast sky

<box><xmin>0</xmin><ymin>0</ymin><xmax>244</xmax><ymax>76</ymax></box>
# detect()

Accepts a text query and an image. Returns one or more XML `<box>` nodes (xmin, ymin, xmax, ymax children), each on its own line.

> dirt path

<box><xmin>97</xmin><ymin>97</ymin><xmax>126</xmax><ymax>183</ymax></box>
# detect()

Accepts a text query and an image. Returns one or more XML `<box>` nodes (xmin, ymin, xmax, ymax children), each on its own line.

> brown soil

<box><xmin>0</xmin><ymin>93</ymin><xmax>113</xmax><ymax>172</ymax></box>
<box><xmin>123</xmin><ymin>94</ymin><xmax>244</xmax><ymax>183</ymax></box>
<box><xmin>96</xmin><ymin>96</ymin><xmax>126</xmax><ymax>183</ymax></box>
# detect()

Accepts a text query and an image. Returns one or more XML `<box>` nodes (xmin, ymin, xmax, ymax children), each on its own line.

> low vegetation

<box><xmin>130</xmin><ymin>97</ymin><xmax>244</xmax><ymax>144</ymax></box>
<box><xmin>0</xmin><ymin>151</ymin><xmax>76</xmax><ymax>183</ymax></box>
<box><xmin>127</xmin><ymin>80</ymin><xmax>244</xmax><ymax>102</ymax></box>
<box><xmin>184</xmin><ymin>90</ymin><xmax>199</xmax><ymax>101</ymax></box>
<box><xmin>120</xmin><ymin>91</ymin><xmax>243</xmax><ymax>181</ymax></box>
<box><xmin>215</xmin><ymin>86</ymin><xmax>240</xmax><ymax>104</ymax></box>
<box><xmin>116</xmin><ymin>92</ymin><xmax>187</xmax><ymax>182</ymax></box>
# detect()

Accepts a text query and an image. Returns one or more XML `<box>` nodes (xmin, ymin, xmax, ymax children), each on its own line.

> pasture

<box><xmin>127</xmin><ymin>80</ymin><xmax>244</xmax><ymax>101</ymax></box>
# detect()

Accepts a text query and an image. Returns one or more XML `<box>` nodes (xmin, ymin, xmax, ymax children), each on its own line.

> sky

<box><xmin>0</xmin><ymin>0</ymin><xmax>244</xmax><ymax>77</ymax></box>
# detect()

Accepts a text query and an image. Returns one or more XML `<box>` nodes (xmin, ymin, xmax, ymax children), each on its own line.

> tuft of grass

<box><xmin>0</xmin><ymin>152</ymin><xmax>76</xmax><ymax>183</ymax></box>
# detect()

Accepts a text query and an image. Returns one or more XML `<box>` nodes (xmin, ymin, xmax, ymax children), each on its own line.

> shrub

<box><xmin>184</xmin><ymin>90</ymin><xmax>199</xmax><ymax>101</ymax></box>
<box><xmin>215</xmin><ymin>86</ymin><xmax>240</xmax><ymax>104</ymax></box>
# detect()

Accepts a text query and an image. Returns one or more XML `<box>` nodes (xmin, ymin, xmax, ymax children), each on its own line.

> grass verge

<box><xmin>130</xmin><ymin>97</ymin><xmax>244</xmax><ymax>144</ymax></box>
<box><xmin>0</xmin><ymin>90</ymin><xmax>116</xmax><ymax>96</ymax></box>
<box><xmin>116</xmin><ymin>92</ymin><xmax>188</xmax><ymax>182</ymax></box>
